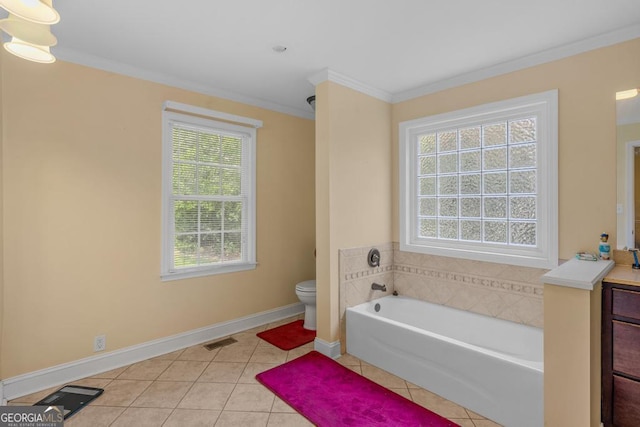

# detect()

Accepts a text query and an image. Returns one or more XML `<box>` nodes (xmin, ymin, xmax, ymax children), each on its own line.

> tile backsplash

<box><xmin>339</xmin><ymin>242</ymin><xmax>547</xmax><ymax>352</ymax></box>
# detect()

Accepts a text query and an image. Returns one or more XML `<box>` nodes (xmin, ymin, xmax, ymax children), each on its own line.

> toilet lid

<box><xmin>295</xmin><ymin>280</ymin><xmax>316</xmax><ymax>292</ymax></box>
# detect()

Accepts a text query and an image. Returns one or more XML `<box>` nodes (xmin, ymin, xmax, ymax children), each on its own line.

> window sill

<box><xmin>161</xmin><ymin>262</ymin><xmax>257</xmax><ymax>282</ymax></box>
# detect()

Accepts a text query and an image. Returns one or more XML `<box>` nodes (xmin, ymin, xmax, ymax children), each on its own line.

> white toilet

<box><xmin>295</xmin><ymin>280</ymin><xmax>316</xmax><ymax>331</ymax></box>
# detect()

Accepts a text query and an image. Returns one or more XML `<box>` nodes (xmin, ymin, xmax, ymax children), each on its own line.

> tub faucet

<box><xmin>371</xmin><ymin>282</ymin><xmax>387</xmax><ymax>292</ymax></box>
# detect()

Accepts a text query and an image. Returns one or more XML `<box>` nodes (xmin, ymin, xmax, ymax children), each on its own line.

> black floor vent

<box><xmin>203</xmin><ymin>337</ymin><xmax>237</xmax><ymax>351</ymax></box>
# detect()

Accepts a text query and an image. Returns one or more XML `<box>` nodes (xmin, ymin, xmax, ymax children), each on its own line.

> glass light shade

<box><xmin>0</xmin><ymin>15</ymin><xmax>56</xmax><ymax>46</ymax></box>
<box><xmin>4</xmin><ymin>37</ymin><xmax>55</xmax><ymax>63</ymax></box>
<box><xmin>616</xmin><ymin>89</ymin><xmax>639</xmax><ymax>101</ymax></box>
<box><xmin>0</xmin><ymin>0</ymin><xmax>60</xmax><ymax>25</ymax></box>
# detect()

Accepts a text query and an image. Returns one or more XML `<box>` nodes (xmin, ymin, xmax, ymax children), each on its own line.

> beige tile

<box><xmin>179</xmin><ymin>345</ymin><xmax>220</xmax><ymax>362</ymax></box>
<box><xmin>215</xmin><ymin>411</ymin><xmax>269</xmax><ymax>426</ymax></box>
<box><xmin>238</xmin><ymin>363</ymin><xmax>278</xmax><ymax>384</ymax></box>
<box><xmin>110</xmin><ymin>407</ymin><xmax>172</xmax><ymax>427</ymax></box>
<box><xmin>451</xmin><ymin>419</ymin><xmax>476</xmax><ymax>427</ymax></box>
<box><xmin>9</xmin><ymin>386</ymin><xmax>59</xmax><ymax>404</ymax></box>
<box><xmin>338</xmin><ymin>353</ymin><xmax>362</xmax><ymax>366</ymax></box>
<box><xmin>64</xmin><ymin>406</ymin><xmax>125</xmax><ymax>427</ymax></box>
<box><xmin>267</xmin><ymin>412</ymin><xmax>314</xmax><ymax>426</ymax></box>
<box><xmin>270</xmin><ymin>396</ymin><xmax>297</xmax><ymax>413</ymax></box>
<box><xmin>118</xmin><ymin>359</ymin><xmax>172</xmax><ymax>380</ymax></box>
<box><xmin>409</xmin><ymin>388</ymin><xmax>469</xmax><ymax>419</ymax></box>
<box><xmin>158</xmin><ymin>360</ymin><xmax>208</xmax><ymax>381</ymax></box>
<box><xmin>232</xmin><ymin>331</ymin><xmax>262</xmax><ymax>347</ymax></box>
<box><xmin>130</xmin><ymin>381</ymin><xmax>192</xmax><ymax>408</ymax></box>
<box><xmin>242</xmin><ymin>325</ymin><xmax>268</xmax><ymax>334</ymax></box>
<box><xmin>285</xmin><ymin>345</ymin><xmax>314</xmax><ymax>361</ymax></box>
<box><xmin>199</xmin><ymin>362</ymin><xmax>247</xmax><ymax>383</ymax></box>
<box><xmin>360</xmin><ymin>364</ymin><xmax>408</xmax><ymax>389</ymax></box>
<box><xmin>473</xmin><ymin>419</ymin><xmax>503</xmax><ymax>427</ymax></box>
<box><xmin>348</xmin><ymin>365</ymin><xmax>362</xmax><ymax>374</ymax></box>
<box><xmin>388</xmin><ymin>387</ymin><xmax>412</xmax><ymax>400</ymax></box>
<box><xmin>178</xmin><ymin>382</ymin><xmax>235</xmax><ymax>410</ymax></box>
<box><xmin>163</xmin><ymin>409</ymin><xmax>220</xmax><ymax>427</ymax></box>
<box><xmin>89</xmin><ymin>366</ymin><xmax>129</xmax><ymax>379</ymax></box>
<box><xmin>214</xmin><ymin>345</ymin><xmax>256</xmax><ymax>363</ymax></box>
<box><xmin>91</xmin><ymin>379</ymin><xmax>152</xmax><ymax>407</ymax></box>
<box><xmin>249</xmin><ymin>346</ymin><xmax>288</xmax><ymax>364</ymax></box>
<box><xmin>152</xmin><ymin>349</ymin><xmax>185</xmax><ymax>361</ymax></box>
<box><xmin>223</xmin><ymin>383</ymin><xmax>275</xmax><ymax>412</ymax></box>
<box><xmin>466</xmin><ymin>408</ymin><xmax>487</xmax><ymax>419</ymax></box>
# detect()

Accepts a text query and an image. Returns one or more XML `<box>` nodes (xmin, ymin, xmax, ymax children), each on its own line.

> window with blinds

<box><xmin>162</xmin><ymin>108</ymin><xmax>257</xmax><ymax>280</ymax></box>
<box><xmin>399</xmin><ymin>91</ymin><xmax>558</xmax><ymax>269</ymax></box>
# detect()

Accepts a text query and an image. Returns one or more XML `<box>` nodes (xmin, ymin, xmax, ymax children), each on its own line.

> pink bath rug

<box><xmin>256</xmin><ymin>320</ymin><xmax>316</xmax><ymax>350</ymax></box>
<box><xmin>256</xmin><ymin>350</ymin><xmax>460</xmax><ymax>427</ymax></box>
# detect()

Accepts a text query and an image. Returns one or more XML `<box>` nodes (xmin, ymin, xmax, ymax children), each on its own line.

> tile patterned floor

<box><xmin>9</xmin><ymin>317</ymin><xmax>502</xmax><ymax>426</ymax></box>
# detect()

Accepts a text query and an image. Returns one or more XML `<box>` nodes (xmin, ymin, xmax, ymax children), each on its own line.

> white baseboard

<box><xmin>314</xmin><ymin>337</ymin><xmax>341</xmax><ymax>359</ymax></box>
<box><xmin>1</xmin><ymin>302</ymin><xmax>304</xmax><ymax>401</ymax></box>
<box><xmin>0</xmin><ymin>382</ymin><xmax>5</xmax><ymax>406</ymax></box>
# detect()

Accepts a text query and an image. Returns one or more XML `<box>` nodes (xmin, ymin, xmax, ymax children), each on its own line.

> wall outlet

<box><xmin>94</xmin><ymin>335</ymin><xmax>106</xmax><ymax>352</ymax></box>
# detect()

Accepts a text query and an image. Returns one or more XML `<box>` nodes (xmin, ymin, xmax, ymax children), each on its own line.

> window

<box><xmin>399</xmin><ymin>90</ymin><xmax>558</xmax><ymax>269</ymax></box>
<box><xmin>161</xmin><ymin>103</ymin><xmax>259</xmax><ymax>280</ymax></box>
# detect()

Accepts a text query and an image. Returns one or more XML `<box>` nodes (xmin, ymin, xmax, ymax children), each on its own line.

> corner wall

<box><xmin>0</xmin><ymin>52</ymin><xmax>316</xmax><ymax>378</ymax></box>
<box><xmin>314</xmin><ymin>81</ymin><xmax>392</xmax><ymax>345</ymax></box>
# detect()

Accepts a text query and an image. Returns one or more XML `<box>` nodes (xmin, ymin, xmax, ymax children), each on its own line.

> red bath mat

<box><xmin>256</xmin><ymin>320</ymin><xmax>316</xmax><ymax>350</ymax></box>
<box><xmin>256</xmin><ymin>351</ymin><xmax>460</xmax><ymax>427</ymax></box>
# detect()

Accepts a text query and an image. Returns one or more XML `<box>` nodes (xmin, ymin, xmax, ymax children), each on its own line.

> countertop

<box><xmin>541</xmin><ymin>258</ymin><xmax>615</xmax><ymax>290</ymax></box>
<box><xmin>604</xmin><ymin>265</ymin><xmax>640</xmax><ymax>287</ymax></box>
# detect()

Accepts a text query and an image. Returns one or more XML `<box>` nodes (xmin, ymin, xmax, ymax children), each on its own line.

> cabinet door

<box><xmin>613</xmin><ymin>288</ymin><xmax>640</xmax><ymax>320</ymax></box>
<box><xmin>613</xmin><ymin>375</ymin><xmax>640</xmax><ymax>427</ymax></box>
<box><xmin>613</xmin><ymin>321</ymin><xmax>640</xmax><ymax>378</ymax></box>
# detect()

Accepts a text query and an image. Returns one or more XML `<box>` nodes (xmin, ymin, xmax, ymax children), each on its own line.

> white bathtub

<box><xmin>346</xmin><ymin>295</ymin><xmax>543</xmax><ymax>427</ymax></box>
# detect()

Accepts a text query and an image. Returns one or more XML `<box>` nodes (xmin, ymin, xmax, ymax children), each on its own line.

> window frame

<box><xmin>399</xmin><ymin>90</ymin><xmax>558</xmax><ymax>269</ymax></box>
<box><xmin>161</xmin><ymin>109</ymin><xmax>257</xmax><ymax>281</ymax></box>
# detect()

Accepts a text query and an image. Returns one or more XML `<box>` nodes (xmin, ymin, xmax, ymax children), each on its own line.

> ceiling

<box><xmin>34</xmin><ymin>1</ymin><xmax>640</xmax><ymax>118</ymax></box>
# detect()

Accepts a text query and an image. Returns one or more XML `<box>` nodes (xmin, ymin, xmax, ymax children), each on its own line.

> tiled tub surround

<box><xmin>394</xmin><ymin>246</ymin><xmax>546</xmax><ymax>329</ymax></box>
<box><xmin>339</xmin><ymin>243</ymin><xmax>394</xmax><ymax>352</ymax></box>
<box><xmin>339</xmin><ymin>242</ymin><xmax>546</xmax><ymax>352</ymax></box>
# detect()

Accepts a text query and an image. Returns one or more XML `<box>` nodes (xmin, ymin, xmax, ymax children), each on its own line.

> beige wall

<box><xmin>0</xmin><ymin>52</ymin><xmax>316</xmax><ymax>378</ymax></box>
<box><xmin>392</xmin><ymin>37</ymin><xmax>640</xmax><ymax>427</ymax></box>
<box><xmin>392</xmin><ymin>37</ymin><xmax>640</xmax><ymax>254</ymax></box>
<box><xmin>315</xmin><ymin>81</ymin><xmax>392</xmax><ymax>343</ymax></box>
<box><xmin>616</xmin><ymin>122</ymin><xmax>640</xmax><ymax>248</ymax></box>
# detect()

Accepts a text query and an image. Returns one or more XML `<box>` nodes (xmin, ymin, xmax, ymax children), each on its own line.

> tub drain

<box><xmin>374</xmin><ymin>303</ymin><xmax>381</xmax><ymax>312</ymax></box>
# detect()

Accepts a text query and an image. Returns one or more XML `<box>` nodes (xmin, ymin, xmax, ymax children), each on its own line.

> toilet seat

<box><xmin>295</xmin><ymin>280</ymin><xmax>316</xmax><ymax>293</ymax></box>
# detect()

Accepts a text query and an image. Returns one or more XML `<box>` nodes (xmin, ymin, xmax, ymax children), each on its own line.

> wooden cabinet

<box><xmin>603</xmin><ymin>282</ymin><xmax>640</xmax><ymax>427</ymax></box>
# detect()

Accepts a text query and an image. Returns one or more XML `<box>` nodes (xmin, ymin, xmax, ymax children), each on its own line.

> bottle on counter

<box><xmin>599</xmin><ymin>233</ymin><xmax>611</xmax><ymax>260</ymax></box>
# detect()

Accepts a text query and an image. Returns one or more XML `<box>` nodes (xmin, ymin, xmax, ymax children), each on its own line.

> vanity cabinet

<box><xmin>602</xmin><ymin>282</ymin><xmax>640</xmax><ymax>427</ymax></box>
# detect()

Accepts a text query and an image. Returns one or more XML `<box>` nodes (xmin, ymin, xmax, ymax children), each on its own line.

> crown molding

<box><xmin>308</xmin><ymin>68</ymin><xmax>393</xmax><ymax>103</ymax></box>
<box><xmin>392</xmin><ymin>24</ymin><xmax>640</xmax><ymax>103</ymax></box>
<box><xmin>52</xmin><ymin>47</ymin><xmax>315</xmax><ymax>120</ymax></box>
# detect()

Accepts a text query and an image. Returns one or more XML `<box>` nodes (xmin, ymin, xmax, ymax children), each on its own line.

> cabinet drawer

<box><xmin>613</xmin><ymin>288</ymin><xmax>640</xmax><ymax>320</ymax></box>
<box><xmin>613</xmin><ymin>321</ymin><xmax>640</xmax><ymax>377</ymax></box>
<box><xmin>613</xmin><ymin>375</ymin><xmax>640</xmax><ymax>427</ymax></box>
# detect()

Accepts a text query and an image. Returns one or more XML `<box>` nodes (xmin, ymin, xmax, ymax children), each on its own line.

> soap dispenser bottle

<box><xmin>599</xmin><ymin>233</ymin><xmax>611</xmax><ymax>260</ymax></box>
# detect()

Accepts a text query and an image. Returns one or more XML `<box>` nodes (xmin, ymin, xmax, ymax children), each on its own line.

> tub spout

<box><xmin>371</xmin><ymin>282</ymin><xmax>387</xmax><ymax>292</ymax></box>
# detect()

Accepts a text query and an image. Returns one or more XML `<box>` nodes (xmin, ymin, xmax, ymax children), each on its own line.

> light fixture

<box><xmin>4</xmin><ymin>37</ymin><xmax>55</xmax><ymax>63</ymax></box>
<box><xmin>0</xmin><ymin>0</ymin><xmax>59</xmax><ymax>63</ymax></box>
<box><xmin>0</xmin><ymin>0</ymin><xmax>59</xmax><ymax>25</ymax></box>
<box><xmin>307</xmin><ymin>95</ymin><xmax>316</xmax><ymax>112</ymax></box>
<box><xmin>616</xmin><ymin>88</ymin><xmax>639</xmax><ymax>101</ymax></box>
